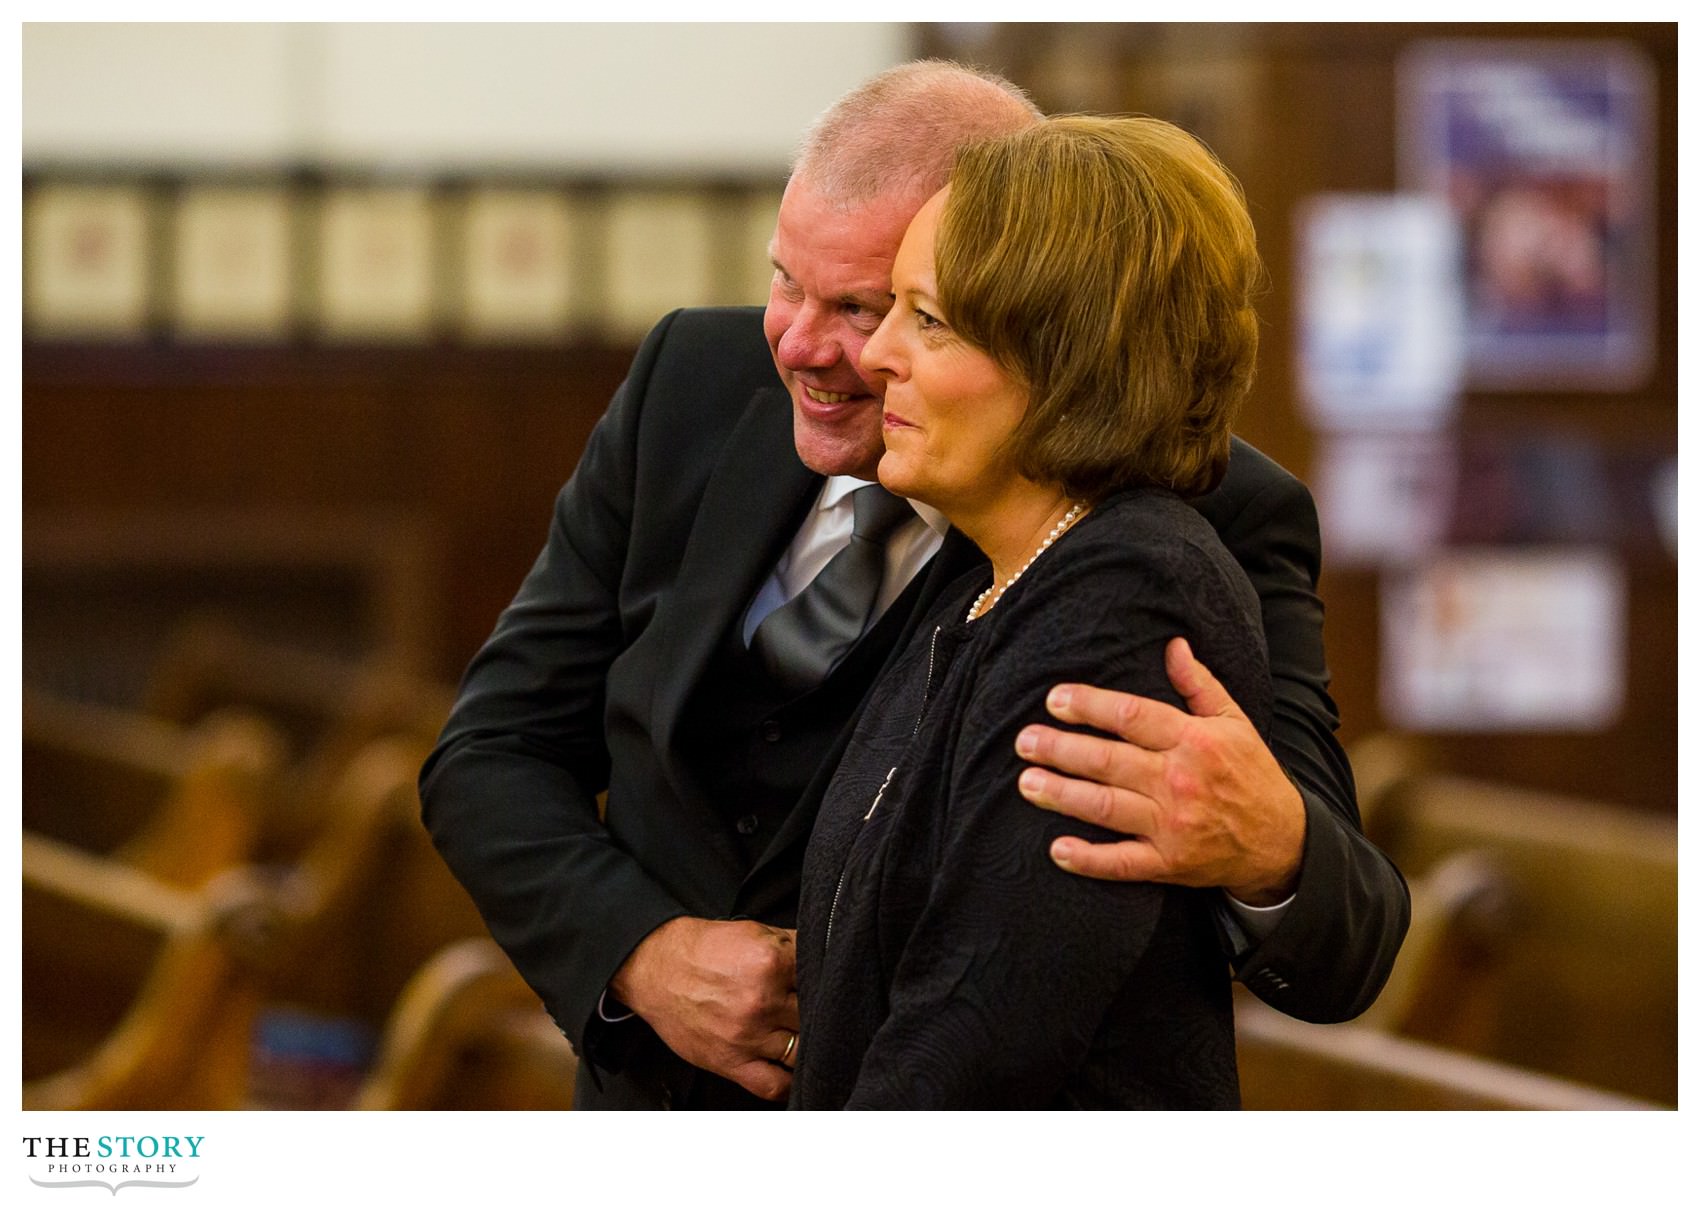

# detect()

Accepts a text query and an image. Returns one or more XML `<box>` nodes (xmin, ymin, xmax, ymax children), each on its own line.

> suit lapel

<box><xmin>649</xmin><ymin>384</ymin><xmax>820</xmax><ymax>765</ymax></box>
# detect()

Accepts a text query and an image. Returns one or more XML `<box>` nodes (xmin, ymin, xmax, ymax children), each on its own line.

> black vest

<box><xmin>676</xmin><ymin>568</ymin><xmax>936</xmax><ymax>887</ymax></box>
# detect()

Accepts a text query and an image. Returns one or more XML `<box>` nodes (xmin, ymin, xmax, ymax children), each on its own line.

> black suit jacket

<box><xmin>420</xmin><ymin>307</ymin><xmax>1409</xmax><ymax>1108</ymax></box>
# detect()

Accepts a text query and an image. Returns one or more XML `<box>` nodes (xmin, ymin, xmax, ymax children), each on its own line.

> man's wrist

<box><xmin>1226</xmin><ymin>778</ymin><xmax>1307</xmax><ymax>905</ymax></box>
<box><xmin>1224</xmin><ymin>886</ymin><xmax>1293</xmax><ymax>930</ymax></box>
<box><xmin>597</xmin><ymin>989</ymin><xmax>638</xmax><ymax>1023</ymax></box>
<box><xmin>1225</xmin><ymin>867</ymin><xmax>1300</xmax><ymax>907</ymax></box>
<box><xmin>609</xmin><ymin>913</ymin><xmax>692</xmax><ymax>1018</ymax></box>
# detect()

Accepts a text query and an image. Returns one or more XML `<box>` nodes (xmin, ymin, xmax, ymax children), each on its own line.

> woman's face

<box><xmin>860</xmin><ymin>189</ymin><xmax>1030</xmax><ymax>519</ymax></box>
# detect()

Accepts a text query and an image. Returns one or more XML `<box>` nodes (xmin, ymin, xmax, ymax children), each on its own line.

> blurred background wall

<box><xmin>20</xmin><ymin>22</ymin><xmax>1678</xmax><ymax>1111</ymax></box>
<box><xmin>23</xmin><ymin>20</ymin><xmax>1676</xmax><ymax>812</ymax></box>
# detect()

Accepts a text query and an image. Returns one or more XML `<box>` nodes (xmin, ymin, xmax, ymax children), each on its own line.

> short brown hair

<box><xmin>936</xmin><ymin>115</ymin><xmax>1263</xmax><ymax>500</ymax></box>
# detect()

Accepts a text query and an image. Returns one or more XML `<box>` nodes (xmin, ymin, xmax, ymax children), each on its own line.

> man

<box><xmin>421</xmin><ymin>61</ymin><xmax>1408</xmax><ymax>1110</ymax></box>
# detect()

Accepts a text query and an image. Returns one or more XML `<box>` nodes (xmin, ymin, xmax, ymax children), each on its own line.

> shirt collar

<box><xmin>820</xmin><ymin>475</ymin><xmax>950</xmax><ymax>539</ymax></box>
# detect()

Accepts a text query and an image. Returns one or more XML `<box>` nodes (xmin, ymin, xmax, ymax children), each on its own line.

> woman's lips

<box><xmin>883</xmin><ymin>411</ymin><xmax>915</xmax><ymax>430</ymax></box>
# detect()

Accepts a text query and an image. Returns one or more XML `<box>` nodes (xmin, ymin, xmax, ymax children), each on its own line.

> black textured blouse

<box><xmin>791</xmin><ymin>487</ymin><xmax>1272</xmax><ymax>1109</ymax></box>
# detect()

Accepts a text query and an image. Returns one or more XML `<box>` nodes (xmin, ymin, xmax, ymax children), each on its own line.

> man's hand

<box><xmin>610</xmin><ymin>916</ymin><xmax>800</xmax><ymax>1101</ymax></box>
<box><xmin>1014</xmin><ymin>637</ymin><xmax>1305</xmax><ymax>905</ymax></box>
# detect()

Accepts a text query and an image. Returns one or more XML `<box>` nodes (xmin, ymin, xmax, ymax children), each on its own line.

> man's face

<box><xmin>763</xmin><ymin>178</ymin><xmax>925</xmax><ymax>480</ymax></box>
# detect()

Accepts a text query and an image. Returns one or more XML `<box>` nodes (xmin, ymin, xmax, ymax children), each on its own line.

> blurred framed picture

<box><xmin>25</xmin><ymin>183</ymin><xmax>154</xmax><ymax>338</ymax></box>
<box><xmin>460</xmin><ymin>188</ymin><xmax>582</xmax><ymax>343</ymax></box>
<box><xmin>1400</xmin><ymin>40</ymin><xmax>1655</xmax><ymax>390</ymax></box>
<box><xmin>732</xmin><ymin>187</ymin><xmax>785</xmax><ymax>309</ymax></box>
<box><xmin>316</xmin><ymin>186</ymin><xmax>437</xmax><ymax>341</ymax></box>
<box><xmin>601</xmin><ymin>188</ymin><xmax>716</xmax><ymax>343</ymax></box>
<box><xmin>173</xmin><ymin>185</ymin><xmax>294</xmax><ymax>340</ymax></box>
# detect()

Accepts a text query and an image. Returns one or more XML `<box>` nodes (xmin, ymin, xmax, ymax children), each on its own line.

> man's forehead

<box><xmin>778</xmin><ymin>179</ymin><xmax>927</xmax><ymax>242</ymax></box>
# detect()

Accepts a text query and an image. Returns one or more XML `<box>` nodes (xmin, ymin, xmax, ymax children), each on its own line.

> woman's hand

<box><xmin>1014</xmin><ymin>637</ymin><xmax>1305</xmax><ymax>906</ymax></box>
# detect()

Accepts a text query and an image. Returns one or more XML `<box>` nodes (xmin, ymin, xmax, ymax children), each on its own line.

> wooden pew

<box><xmin>23</xmin><ymin>737</ymin><xmax>502</xmax><ymax>1109</ymax></box>
<box><xmin>1353</xmin><ymin>848</ymin><xmax>1517</xmax><ymax>1051</ymax></box>
<box><xmin>1236</xmin><ymin>1000</ymin><xmax>1659</xmax><ymax>1110</ymax></box>
<box><xmin>22</xmin><ymin>689</ymin><xmax>286</xmax><ymax>888</ymax></box>
<box><xmin>219</xmin><ymin>734</ymin><xmax>497</xmax><ymax>1107</ymax></box>
<box><xmin>255</xmin><ymin>734</ymin><xmax>491</xmax><ymax>1028</ymax></box>
<box><xmin>23</xmin><ymin>833</ymin><xmax>283</xmax><ymax>1110</ymax></box>
<box><xmin>353</xmin><ymin>939</ymin><xmax>577</xmax><ymax>1110</ymax></box>
<box><xmin>143</xmin><ymin>619</ymin><xmax>454</xmax><ymax>860</ymax></box>
<box><xmin>140</xmin><ymin>624</ymin><xmax>489</xmax><ymax>1033</ymax></box>
<box><xmin>1354</xmin><ymin>743</ymin><xmax>1677</xmax><ymax>1105</ymax></box>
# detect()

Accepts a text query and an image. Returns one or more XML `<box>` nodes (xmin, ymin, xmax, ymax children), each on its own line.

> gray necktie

<box><xmin>749</xmin><ymin>485</ymin><xmax>915</xmax><ymax>693</ymax></box>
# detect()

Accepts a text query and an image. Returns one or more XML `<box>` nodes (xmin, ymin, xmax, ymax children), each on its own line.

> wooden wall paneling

<box><xmin>22</xmin><ymin>342</ymin><xmax>634</xmax><ymax>688</ymax></box>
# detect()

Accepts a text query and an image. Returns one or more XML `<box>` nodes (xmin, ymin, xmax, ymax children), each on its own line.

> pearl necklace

<box><xmin>967</xmin><ymin>502</ymin><xmax>1087</xmax><ymax>622</ymax></box>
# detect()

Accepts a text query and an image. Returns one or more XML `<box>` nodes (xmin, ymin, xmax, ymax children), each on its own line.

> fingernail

<box><xmin>1047</xmin><ymin>685</ymin><xmax>1073</xmax><ymax>712</ymax></box>
<box><xmin>1015</xmin><ymin>728</ymin><xmax>1037</xmax><ymax>757</ymax></box>
<box><xmin>1051</xmin><ymin>839</ymin><xmax>1077</xmax><ymax>870</ymax></box>
<box><xmin>1019</xmin><ymin>768</ymin><xmax>1046</xmax><ymax>798</ymax></box>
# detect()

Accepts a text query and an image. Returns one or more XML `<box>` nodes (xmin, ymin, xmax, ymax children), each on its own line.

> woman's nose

<box><xmin>861</xmin><ymin>310</ymin><xmax>903</xmax><ymax>381</ymax></box>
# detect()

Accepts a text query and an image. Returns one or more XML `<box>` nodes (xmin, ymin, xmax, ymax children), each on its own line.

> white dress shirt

<box><xmin>741</xmin><ymin>475</ymin><xmax>947</xmax><ymax>644</ymax></box>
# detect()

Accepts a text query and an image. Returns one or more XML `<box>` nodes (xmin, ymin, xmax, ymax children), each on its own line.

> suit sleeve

<box><xmin>1203</xmin><ymin>458</ymin><xmax>1410</xmax><ymax>1023</ymax></box>
<box><xmin>418</xmin><ymin>311</ymin><xmax>692</xmax><ymax>1061</ymax></box>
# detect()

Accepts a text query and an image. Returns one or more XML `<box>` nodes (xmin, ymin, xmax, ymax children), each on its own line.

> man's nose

<box><xmin>776</xmin><ymin>305</ymin><xmax>840</xmax><ymax>370</ymax></box>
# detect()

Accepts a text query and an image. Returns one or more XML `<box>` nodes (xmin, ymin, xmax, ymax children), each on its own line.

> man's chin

<box><xmin>792</xmin><ymin>411</ymin><xmax>884</xmax><ymax>480</ymax></box>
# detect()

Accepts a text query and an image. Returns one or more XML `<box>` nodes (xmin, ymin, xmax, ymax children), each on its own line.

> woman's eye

<box><xmin>914</xmin><ymin>307</ymin><xmax>942</xmax><ymax>330</ymax></box>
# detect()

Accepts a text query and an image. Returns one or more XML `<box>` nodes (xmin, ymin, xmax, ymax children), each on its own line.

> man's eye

<box><xmin>845</xmin><ymin>301</ymin><xmax>889</xmax><ymax>327</ymax></box>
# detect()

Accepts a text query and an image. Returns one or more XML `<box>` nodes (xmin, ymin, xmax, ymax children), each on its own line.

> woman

<box><xmin>790</xmin><ymin>115</ymin><xmax>1272</xmax><ymax>1109</ymax></box>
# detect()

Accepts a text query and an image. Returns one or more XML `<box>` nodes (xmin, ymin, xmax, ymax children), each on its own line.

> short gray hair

<box><xmin>791</xmin><ymin>59</ymin><xmax>1042</xmax><ymax>206</ymax></box>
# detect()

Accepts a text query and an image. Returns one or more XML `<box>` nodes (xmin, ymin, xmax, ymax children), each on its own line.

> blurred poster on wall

<box><xmin>1446</xmin><ymin>426</ymin><xmax>1673</xmax><ymax>553</ymax></box>
<box><xmin>1314</xmin><ymin>431</ymin><xmax>1456</xmax><ymax>567</ymax></box>
<box><xmin>1296</xmin><ymin>194</ymin><xmax>1464</xmax><ymax>432</ymax></box>
<box><xmin>1380</xmin><ymin>549</ymin><xmax>1625</xmax><ymax>731</ymax></box>
<box><xmin>1400</xmin><ymin>40</ymin><xmax>1654</xmax><ymax>390</ymax></box>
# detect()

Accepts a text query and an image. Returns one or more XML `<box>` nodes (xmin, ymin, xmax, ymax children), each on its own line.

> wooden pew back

<box><xmin>143</xmin><ymin>620</ymin><xmax>454</xmax><ymax>861</ymax></box>
<box><xmin>259</xmin><ymin>734</ymin><xmax>490</xmax><ymax>1026</ymax></box>
<box><xmin>1236</xmin><ymin>1000</ymin><xmax>1659</xmax><ymax>1110</ymax></box>
<box><xmin>354</xmin><ymin>939</ymin><xmax>576</xmax><ymax>1110</ymax></box>
<box><xmin>23</xmin><ymin>833</ymin><xmax>283</xmax><ymax>1109</ymax></box>
<box><xmin>23</xmin><ymin>689</ymin><xmax>286</xmax><ymax>887</ymax></box>
<box><xmin>1361</xmin><ymin>761</ymin><xmax>1676</xmax><ymax>1104</ymax></box>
